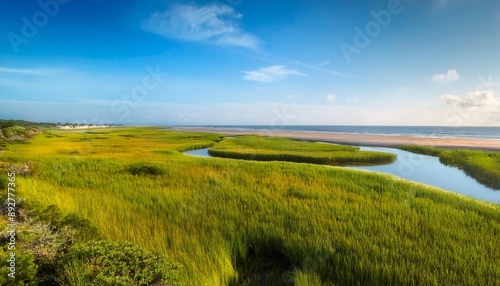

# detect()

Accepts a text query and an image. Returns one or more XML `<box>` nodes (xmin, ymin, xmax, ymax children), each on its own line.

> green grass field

<box><xmin>401</xmin><ymin>145</ymin><xmax>500</xmax><ymax>189</ymax></box>
<box><xmin>1</xmin><ymin>128</ymin><xmax>499</xmax><ymax>285</ymax></box>
<box><xmin>209</xmin><ymin>135</ymin><xmax>396</xmax><ymax>166</ymax></box>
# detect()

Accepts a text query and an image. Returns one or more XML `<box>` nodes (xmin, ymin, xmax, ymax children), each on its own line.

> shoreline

<box><xmin>173</xmin><ymin>127</ymin><xmax>500</xmax><ymax>151</ymax></box>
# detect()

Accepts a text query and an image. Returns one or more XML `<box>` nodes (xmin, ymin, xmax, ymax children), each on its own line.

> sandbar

<box><xmin>173</xmin><ymin>127</ymin><xmax>500</xmax><ymax>151</ymax></box>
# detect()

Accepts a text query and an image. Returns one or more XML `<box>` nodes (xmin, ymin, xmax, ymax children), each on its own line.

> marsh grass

<box><xmin>1</xmin><ymin>128</ymin><xmax>499</xmax><ymax>285</ymax></box>
<box><xmin>209</xmin><ymin>135</ymin><xmax>396</xmax><ymax>166</ymax></box>
<box><xmin>401</xmin><ymin>145</ymin><xmax>500</xmax><ymax>189</ymax></box>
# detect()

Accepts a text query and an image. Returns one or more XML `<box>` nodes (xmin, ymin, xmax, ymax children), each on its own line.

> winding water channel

<box><xmin>183</xmin><ymin>147</ymin><xmax>500</xmax><ymax>204</ymax></box>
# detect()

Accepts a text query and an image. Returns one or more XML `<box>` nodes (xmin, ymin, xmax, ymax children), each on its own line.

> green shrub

<box><xmin>59</xmin><ymin>241</ymin><xmax>180</xmax><ymax>286</ymax></box>
<box><xmin>0</xmin><ymin>249</ymin><xmax>38</xmax><ymax>286</ymax></box>
<box><xmin>21</xmin><ymin>203</ymin><xmax>100</xmax><ymax>242</ymax></box>
<box><xmin>127</xmin><ymin>163</ymin><xmax>164</xmax><ymax>176</ymax></box>
<box><xmin>0</xmin><ymin>200</ymin><xmax>101</xmax><ymax>285</ymax></box>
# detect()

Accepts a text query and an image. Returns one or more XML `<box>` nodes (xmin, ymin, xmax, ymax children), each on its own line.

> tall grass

<box><xmin>1</xmin><ymin>128</ymin><xmax>499</xmax><ymax>285</ymax></box>
<box><xmin>401</xmin><ymin>145</ymin><xmax>500</xmax><ymax>189</ymax></box>
<box><xmin>209</xmin><ymin>135</ymin><xmax>396</xmax><ymax>166</ymax></box>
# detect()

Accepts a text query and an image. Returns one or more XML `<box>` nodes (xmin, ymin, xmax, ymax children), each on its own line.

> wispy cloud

<box><xmin>0</xmin><ymin>78</ymin><xmax>22</xmax><ymax>87</ymax></box>
<box><xmin>432</xmin><ymin>69</ymin><xmax>459</xmax><ymax>82</ymax></box>
<box><xmin>0</xmin><ymin>67</ymin><xmax>56</xmax><ymax>76</ymax></box>
<box><xmin>315</xmin><ymin>61</ymin><xmax>331</xmax><ymax>67</ymax></box>
<box><xmin>323</xmin><ymin>94</ymin><xmax>336</xmax><ymax>102</ymax></box>
<box><xmin>242</xmin><ymin>65</ymin><xmax>306</xmax><ymax>83</ymax></box>
<box><xmin>441</xmin><ymin>90</ymin><xmax>500</xmax><ymax>123</ymax></box>
<box><xmin>441</xmin><ymin>90</ymin><xmax>499</xmax><ymax>108</ymax></box>
<box><xmin>291</xmin><ymin>60</ymin><xmax>355</xmax><ymax>78</ymax></box>
<box><xmin>142</xmin><ymin>3</ymin><xmax>259</xmax><ymax>49</ymax></box>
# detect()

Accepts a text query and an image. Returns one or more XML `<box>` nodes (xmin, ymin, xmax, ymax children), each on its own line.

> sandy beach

<box><xmin>174</xmin><ymin>127</ymin><xmax>500</xmax><ymax>151</ymax></box>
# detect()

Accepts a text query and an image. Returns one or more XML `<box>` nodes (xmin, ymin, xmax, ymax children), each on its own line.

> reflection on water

<box><xmin>183</xmin><ymin>147</ymin><xmax>500</xmax><ymax>204</ymax></box>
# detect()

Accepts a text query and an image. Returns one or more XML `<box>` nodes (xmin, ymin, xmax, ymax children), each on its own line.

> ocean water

<box><xmin>197</xmin><ymin>126</ymin><xmax>500</xmax><ymax>140</ymax></box>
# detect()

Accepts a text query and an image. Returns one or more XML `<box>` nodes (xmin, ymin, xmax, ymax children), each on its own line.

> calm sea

<box><xmin>196</xmin><ymin>126</ymin><xmax>500</xmax><ymax>140</ymax></box>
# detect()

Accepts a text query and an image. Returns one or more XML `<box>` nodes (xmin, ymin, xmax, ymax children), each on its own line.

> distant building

<box><xmin>56</xmin><ymin>124</ymin><xmax>110</xmax><ymax>129</ymax></box>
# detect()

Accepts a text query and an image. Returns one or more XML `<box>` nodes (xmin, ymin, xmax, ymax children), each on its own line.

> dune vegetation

<box><xmin>1</xmin><ymin>128</ymin><xmax>499</xmax><ymax>285</ymax></box>
<box><xmin>400</xmin><ymin>145</ymin><xmax>500</xmax><ymax>189</ymax></box>
<box><xmin>209</xmin><ymin>135</ymin><xmax>396</xmax><ymax>166</ymax></box>
<box><xmin>0</xmin><ymin>119</ymin><xmax>48</xmax><ymax>148</ymax></box>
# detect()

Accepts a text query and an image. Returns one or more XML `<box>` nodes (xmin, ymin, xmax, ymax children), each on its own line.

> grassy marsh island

<box><xmin>209</xmin><ymin>135</ymin><xmax>396</xmax><ymax>166</ymax></box>
<box><xmin>1</xmin><ymin>127</ymin><xmax>499</xmax><ymax>285</ymax></box>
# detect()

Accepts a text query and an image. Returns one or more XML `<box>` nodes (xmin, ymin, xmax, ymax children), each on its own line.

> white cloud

<box><xmin>440</xmin><ymin>90</ymin><xmax>500</xmax><ymax>124</ymax></box>
<box><xmin>142</xmin><ymin>3</ymin><xmax>259</xmax><ymax>49</ymax></box>
<box><xmin>441</xmin><ymin>90</ymin><xmax>499</xmax><ymax>108</ymax></box>
<box><xmin>323</xmin><ymin>94</ymin><xmax>336</xmax><ymax>102</ymax></box>
<box><xmin>441</xmin><ymin>94</ymin><xmax>463</xmax><ymax>106</ymax></box>
<box><xmin>432</xmin><ymin>69</ymin><xmax>459</xmax><ymax>82</ymax></box>
<box><xmin>242</xmin><ymin>65</ymin><xmax>305</xmax><ymax>83</ymax></box>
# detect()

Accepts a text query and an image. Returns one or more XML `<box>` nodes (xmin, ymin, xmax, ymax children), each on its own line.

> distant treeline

<box><xmin>0</xmin><ymin>119</ymin><xmax>124</xmax><ymax>129</ymax></box>
<box><xmin>0</xmin><ymin>119</ymin><xmax>57</xmax><ymax>129</ymax></box>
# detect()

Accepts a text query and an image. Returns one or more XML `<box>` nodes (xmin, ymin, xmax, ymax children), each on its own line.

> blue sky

<box><xmin>1</xmin><ymin>0</ymin><xmax>499</xmax><ymax>126</ymax></box>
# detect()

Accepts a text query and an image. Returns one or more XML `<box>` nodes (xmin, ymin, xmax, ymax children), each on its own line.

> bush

<box><xmin>59</xmin><ymin>241</ymin><xmax>180</xmax><ymax>286</ymax></box>
<box><xmin>127</xmin><ymin>163</ymin><xmax>164</xmax><ymax>176</ymax></box>
<box><xmin>0</xmin><ymin>249</ymin><xmax>38</xmax><ymax>286</ymax></box>
<box><xmin>0</xmin><ymin>201</ymin><xmax>101</xmax><ymax>285</ymax></box>
<box><xmin>21</xmin><ymin>203</ymin><xmax>100</xmax><ymax>243</ymax></box>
